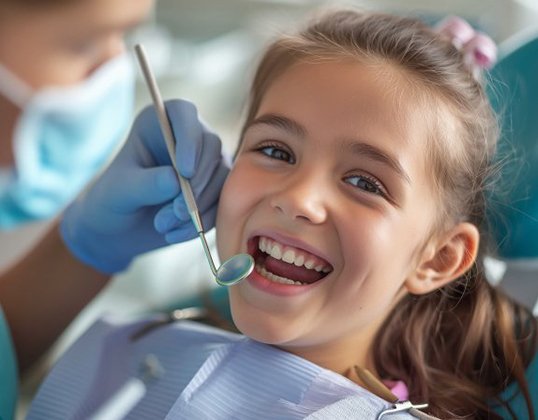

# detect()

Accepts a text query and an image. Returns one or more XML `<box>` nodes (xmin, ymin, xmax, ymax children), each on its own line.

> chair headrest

<box><xmin>487</xmin><ymin>30</ymin><xmax>538</xmax><ymax>259</ymax></box>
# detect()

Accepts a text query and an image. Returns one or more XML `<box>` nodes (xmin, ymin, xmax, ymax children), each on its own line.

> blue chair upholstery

<box><xmin>487</xmin><ymin>29</ymin><xmax>538</xmax><ymax>259</ymax></box>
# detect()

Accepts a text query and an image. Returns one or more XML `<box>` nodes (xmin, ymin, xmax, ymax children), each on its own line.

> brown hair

<box><xmin>0</xmin><ymin>0</ymin><xmax>78</xmax><ymax>10</ymax></box>
<box><xmin>238</xmin><ymin>9</ymin><xmax>537</xmax><ymax>419</ymax></box>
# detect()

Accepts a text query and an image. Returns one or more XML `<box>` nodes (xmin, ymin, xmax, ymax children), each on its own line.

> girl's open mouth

<box><xmin>248</xmin><ymin>236</ymin><xmax>333</xmax><ymax>286</ymax></box>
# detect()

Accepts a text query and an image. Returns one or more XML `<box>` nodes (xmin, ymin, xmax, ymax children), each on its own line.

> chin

<box><xmin>231</xmin><ymin>307</ymin><xmax>297</xmax><ymax>346</ymax></box>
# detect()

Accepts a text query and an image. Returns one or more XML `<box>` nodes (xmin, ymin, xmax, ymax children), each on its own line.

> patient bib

<box><xmin>28</xmin><ymin>317</ymin><xmax>415</xmax><ymax>419</ymax></box>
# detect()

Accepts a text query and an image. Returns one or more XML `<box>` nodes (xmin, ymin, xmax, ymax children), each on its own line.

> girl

<box><xmin>28</xmin><ymin>9</ymin><xmax>537</xmax><ymax>419</ymax></box>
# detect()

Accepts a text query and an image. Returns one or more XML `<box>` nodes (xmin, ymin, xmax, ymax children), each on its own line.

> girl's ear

<box><xmin>405</xmin><ymin>222</ymin><xmax>480</xmax><ymax>295</ymax></box>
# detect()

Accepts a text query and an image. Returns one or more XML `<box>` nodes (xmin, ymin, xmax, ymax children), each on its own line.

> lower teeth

<box><xmin>255</xmin><ymin>264</ymin><xmax>306</xmax><ymax>286</ymax></box>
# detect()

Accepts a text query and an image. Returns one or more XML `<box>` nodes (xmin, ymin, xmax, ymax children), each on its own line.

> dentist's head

<box><xmin>0</xmin><ymin>0</ymin><xmax>154</xmax><ymax>228</ymax></box>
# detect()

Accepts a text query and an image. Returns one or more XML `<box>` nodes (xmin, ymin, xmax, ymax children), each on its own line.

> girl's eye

<box><xmin>344</xmin><ymin>174</ymin><xmax>387</xmax><ymax>197</ymax></box>
<box><xmin>257</xmin><ymin>144</ymin><xmax>296</xmax><ymax>164</ymax></box>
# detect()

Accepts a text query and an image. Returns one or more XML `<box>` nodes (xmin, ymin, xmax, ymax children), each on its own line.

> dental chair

<box><xmin>486</xmin><ymin>27</ymin><xmax>538</xmax><ymax>313</ymax></box>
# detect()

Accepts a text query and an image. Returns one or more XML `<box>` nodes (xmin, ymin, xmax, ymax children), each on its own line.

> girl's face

<box><xmin>216</xmin><ymin>60</ymin><xmax>439</xmax><ymax>371</ymax></box>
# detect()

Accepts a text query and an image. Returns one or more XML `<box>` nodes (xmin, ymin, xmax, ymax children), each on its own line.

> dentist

<box><xmin>0</xmin><ymin>1</ymin><xmax>228</xmax><ymax>418</ymax></box>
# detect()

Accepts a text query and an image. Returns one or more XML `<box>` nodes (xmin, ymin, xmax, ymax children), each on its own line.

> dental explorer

<box><xmin>134</xmin><ymin>44</ymin><xmax>254</xmax><ymax>286</ymax></box>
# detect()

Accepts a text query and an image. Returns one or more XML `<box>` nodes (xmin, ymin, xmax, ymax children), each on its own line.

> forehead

<box><xmin>260</xmin><ymin>60</ymin><xmax>428</xmax><ymax>140</ymax></box>
<box><xmin>256</xmin><ymin>60</ymin><xmax>433</xmax><ymax>174</ymax></box>
<box><xmin>0</xmin><ymin>0</ymin><xmax>152</xmax><ymax>41</ymax></box>
<box><xmin>55</xmin><ymin>0</ymin><xmax>152</xmax><ymax>31</ymax></box>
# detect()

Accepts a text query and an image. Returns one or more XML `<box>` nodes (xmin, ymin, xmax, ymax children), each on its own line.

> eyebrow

<box><xmin>248</xmin><ymin>113</ymin><xmax>411</xmax><ymax>184</ymax></box>
<box><xmin>345</xmin><ymin>141</ymin><xmax>411</xmax><ymax>185</ymax></box>
<box><xmin>248</xmin><ymin>113</ymin><xmax>306</xmax><ymax>138</ymax></box>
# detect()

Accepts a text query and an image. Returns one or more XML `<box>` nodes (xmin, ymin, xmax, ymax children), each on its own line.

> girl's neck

<box><xmin>278</xmin><ymin>327</ymin><xmax>379</xmax><ymax>381</ymax></box>
<box><xmin>278</xmin><ymin>306</ymin><xmax>391</xmax><ymax>382</ymax></box>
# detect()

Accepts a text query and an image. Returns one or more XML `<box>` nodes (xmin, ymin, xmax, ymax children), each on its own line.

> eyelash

<box><xmin>255</xmin><ymin>142</ymin><xmax>389</xmax><ymax>199</ymax></box>
<box><xmin>255</xmin><ymin>142</ymin><xmax>296</xmax><ymax>164</ymax></box>
<box><xmin>343</xmin><ymin>173</ymin><xmax>388</xmax><ymax>198</ymax></box>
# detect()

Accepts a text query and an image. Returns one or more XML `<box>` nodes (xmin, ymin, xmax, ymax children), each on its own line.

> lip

<box><xmin>247</xmin><ymin>228</ymin><xmax>333</xmax><ymax>266</ymax></box>
<box><xmin>243</xmin><ymin>228</ymin><xmax>333</xmax><ymax>296</ymax></box>
<box><xmin>246</xmin><ymin>267</ymin><xmax>323</xmax><ymax>297</ymax></box>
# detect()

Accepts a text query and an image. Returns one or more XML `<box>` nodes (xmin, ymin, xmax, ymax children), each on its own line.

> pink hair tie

<box><xmin>382</xmin><ymin>379</ymin><xmax>409</xmax><ymax>401</ymax></box>
<box><xmin>436</xmin><ymin>16</ymin><xmax>475</xmax><ymax>49</ymax></box>
<box><xmin>435</xmin><ymin>16</ymin><xmax>497</xmax><ymax>78</ymax></box>
<box><xmin>463</xmin><ymin>33</ymin><xmax>497</xmax><ymax>70</ymax></box>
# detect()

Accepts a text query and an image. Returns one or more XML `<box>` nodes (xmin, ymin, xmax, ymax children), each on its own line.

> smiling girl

<box><xmin>216</xmin><ymin>10</ymin><xmax>537</xmax><ymax>418</ymax></box>
<box><xmin>29</xmin><ymin>9</ymin><xmax>536</xmax><ymax>420</ymax></box>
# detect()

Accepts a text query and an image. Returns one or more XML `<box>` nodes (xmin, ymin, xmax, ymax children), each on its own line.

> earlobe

<box><xmin>405</xmin><ymin>222</ymin><xmax>480</xmax><ymax>295</ymax></box>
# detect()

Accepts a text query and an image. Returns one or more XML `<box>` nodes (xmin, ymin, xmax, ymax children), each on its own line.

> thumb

<box><xmin>166</xmin><ymin>99</ymin><xmax>203</xmax><ymax>178</ymax></box>
<box><xmin>112</xmin><ymin>166</ymin><xmax>180</xmax><ymax>212</ymax></box>
<box><xmin>164</xmin><ymin>202</ymin><xmax>218</xmax><ymax>244</ymax></box>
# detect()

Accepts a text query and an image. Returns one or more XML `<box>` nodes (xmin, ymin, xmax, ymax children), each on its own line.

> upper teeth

<box><xmin>258</xmin><ymin>236</ymin><xmax>331</xmax><ymax>273</ymax></box>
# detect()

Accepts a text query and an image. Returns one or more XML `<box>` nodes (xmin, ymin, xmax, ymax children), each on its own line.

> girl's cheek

<box><xmin>227</xmin><ymin>161</ymin><xmax>266</xmax><ymax>197</ymax></box>
<box><xmin>218</xmin><ymin>164</ymin><xmax>257</xmax><ymax>222</ymax></box>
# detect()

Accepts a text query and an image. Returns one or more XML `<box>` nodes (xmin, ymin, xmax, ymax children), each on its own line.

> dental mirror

<box><xmin>134</xmin><ymin>44</ymin><xmax>254</xmax><ymax>286</ymax></box>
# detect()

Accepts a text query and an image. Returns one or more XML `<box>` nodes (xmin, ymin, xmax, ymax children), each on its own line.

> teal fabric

<box><xmin>0</xmin><ymin>307</ymin><xmax>17</xmax><ymax>420</ymax></box>
<box><xmin>486</xmin><ymin>29</ymin><xmax>538</xmax><ymax>259</ymax></box>
<box><xmin>495</xmin><ymin>352</ymin><xmax>538</xmax><ymax>419</ymax></box>
<box><xmin>161</xmin><ymin>286</ymin><xmax>232</xmax><ymax>322</ymax></box>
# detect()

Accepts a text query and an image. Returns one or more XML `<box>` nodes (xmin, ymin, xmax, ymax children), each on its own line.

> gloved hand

<box><xmin>60</xmin><ymin>99</ymin><xmax>229</xmax><ymax>274</ymax></box>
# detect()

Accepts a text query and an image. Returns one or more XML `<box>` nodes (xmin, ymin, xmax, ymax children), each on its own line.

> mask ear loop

<box><xmin>0</xmin><ymin>62</ymin><xmax>33</xmax><ymax>108</ymax></box>
<box><xmin>353</xmin><ymin>366</ymin><xmax>441</xmax><ymax>420</ymax></box>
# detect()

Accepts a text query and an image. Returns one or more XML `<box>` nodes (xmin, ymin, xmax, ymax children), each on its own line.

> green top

<box><xmin>496</xmin><ymin>351</ymin><xmax>538</xmax><ymax>419</ymax></box>
<box><xmin>0</xmin><ymin>307</ymin><xmax>17</xmax><ymax>420</ymax></box>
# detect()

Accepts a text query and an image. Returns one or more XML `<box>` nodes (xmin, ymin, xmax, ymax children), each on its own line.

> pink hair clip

<box><xmin>435</xmin><ymin>16</ymin><xmax>497</xmax><ymax>78</ymax></box>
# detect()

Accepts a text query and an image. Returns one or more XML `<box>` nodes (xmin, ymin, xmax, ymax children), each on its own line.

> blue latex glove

<box><xmin>60</xmin><ymin>99</ymin><xmax>229</xmax><ymax>274</ymax></box>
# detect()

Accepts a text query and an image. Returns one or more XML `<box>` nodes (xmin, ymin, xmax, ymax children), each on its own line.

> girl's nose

<box><xmin>269</xmin><ymin>171</ymin><xmax>328</xmax><ymax>224</ymax></box>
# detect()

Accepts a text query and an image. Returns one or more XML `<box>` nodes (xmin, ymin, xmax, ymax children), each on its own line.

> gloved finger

<box><xmin>133</xmin><ymin>105</ymin><xmax>172</xmax><ymax>166</ymax></box>
<box><xmin>165</xmin><ymin>99</ymin><xmax>204</xmax><ymax>178</ymax></box>
<box><xmin>173</xmin><ymin>162</ymin><xmax>228</xmax><ymax>222</ymax></box>
<box><xmin>173</xmin><ymin>195</ymin><xmax>190</xmax><ymax>223</ymax></box>
<box><xmin>113</xmin><ymin>166</ymin><xmax>180</xmax><ymax>212</ymax></box>
<box><xmin>164</xmin><ymin>203</ymin><xmax>218</xmax><ymax>244</ymax></box>
<box><xmin>154</xmin><ymin>202</ymin><xmax>182</xmax><ymax>234</ymax></box>
<box><xmin>189</xmin><ymin>130</ymin><xmax>225</xmax><ymax>196</ymax></box>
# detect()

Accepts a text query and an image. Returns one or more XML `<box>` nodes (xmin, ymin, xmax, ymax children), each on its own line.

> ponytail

<box><xmin>373</xmin><ymin>260</ymin><xmax>536</xmax><ymax>418</ymax></box>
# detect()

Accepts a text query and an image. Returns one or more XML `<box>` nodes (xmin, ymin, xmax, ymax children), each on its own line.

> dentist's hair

<box><xmin>239</xmin><ymin>9</ymin><xmax>536</xmax><ymax>419</ymax></box>
<box><xmin>0</xmin><ymin>0</ymin><xmax>77</xmax><ymax>6</ymax></box>
<box><xmin>0</xmin><ymin>0</ymin><xmax>77</xmax><ymax>9</ymax></box>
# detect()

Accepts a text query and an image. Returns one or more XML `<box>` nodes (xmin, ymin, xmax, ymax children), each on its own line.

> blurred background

<box><xmin>2</xmin><ymin>0</ymin><xmax>537</xmax><ymax>416</ymax></box>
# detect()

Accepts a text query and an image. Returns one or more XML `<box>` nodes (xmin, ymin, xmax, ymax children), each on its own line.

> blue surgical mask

<box><xmin>0</xmin><ymin>53</ymin><xmax>134</xmax><ymax>229</ymax></box>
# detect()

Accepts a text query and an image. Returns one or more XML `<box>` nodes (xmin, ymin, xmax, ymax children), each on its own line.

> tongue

<box><xmin>264</xmin><ymin>256</ymin><xmax>324</xmax><ymax>284</ymax></box>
